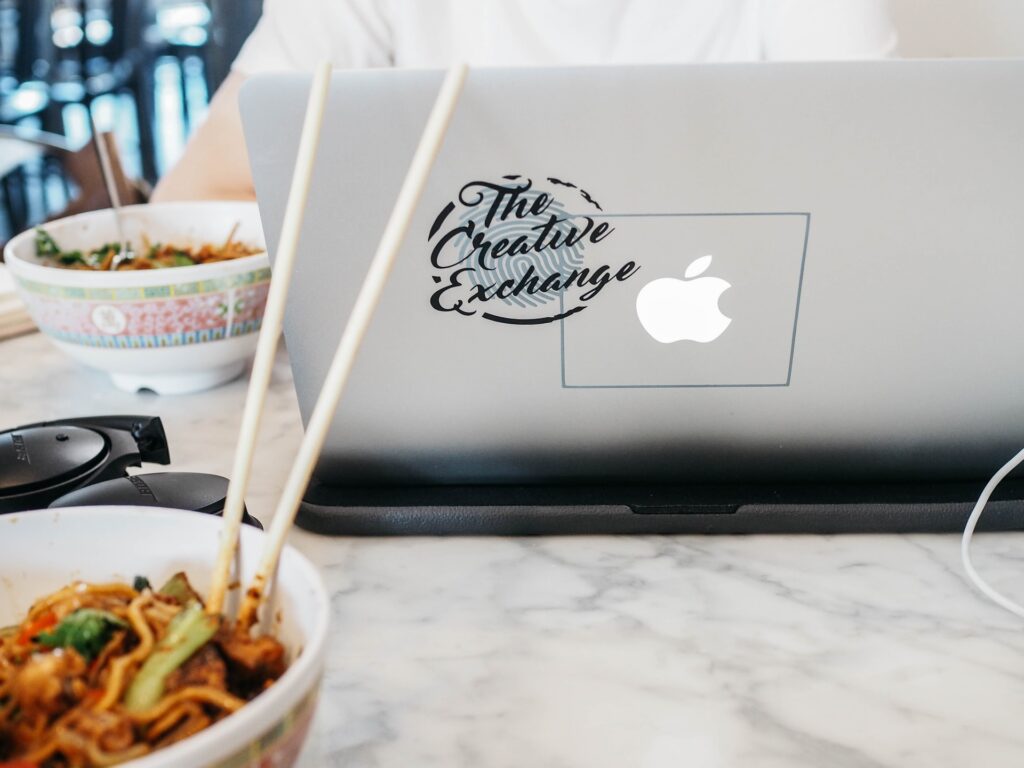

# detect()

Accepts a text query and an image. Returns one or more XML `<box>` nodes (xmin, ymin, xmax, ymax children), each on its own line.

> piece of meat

<box><xmin>10</xmin><ymin>649</ymin><xmax>87</xmax><ymax>716</ymax></box>
<box><xmin>66</xmin><ymin>708</ymin><xmax>135</xmax><ymax>753</ymax></box>
<box><xmin>215</xmin><ymin>628</ymin><xmax>286</xmax><ymax>695</ymax></box>
<box><xmin>164</xmin><ymin>644</ymin><xmax>228</xmax><ymax>693</ymax></box>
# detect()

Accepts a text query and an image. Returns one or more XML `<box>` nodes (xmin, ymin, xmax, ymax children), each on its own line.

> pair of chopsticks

<box><xmin>206</xmin><ymin>61</ymin><xmax>469</xmax><ymax>629</ymax></box>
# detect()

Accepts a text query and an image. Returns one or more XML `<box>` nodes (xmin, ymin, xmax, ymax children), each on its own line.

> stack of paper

<box><xmin>0</xmin><ymin>263</ymin><xmax>35</xmax><ymax>340</ymax></box>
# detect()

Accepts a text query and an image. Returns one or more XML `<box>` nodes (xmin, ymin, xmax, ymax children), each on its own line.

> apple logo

<box><xmin>636</xmin><ymin>254</ymin><xmax>732</xmax><ymax>343</ymax></box>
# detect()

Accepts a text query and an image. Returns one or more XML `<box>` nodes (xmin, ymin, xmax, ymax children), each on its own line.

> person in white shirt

<box><xmin>151</xmin><ymin>0</ymin><xmax>896</xmax><ymax>201</ymax></box>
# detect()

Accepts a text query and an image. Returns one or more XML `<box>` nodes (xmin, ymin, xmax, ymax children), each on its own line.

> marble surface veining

<box><xmin>3</xmin><ymin>332</ymin><xmax>1024</xmax><ymax>767</ymax></box>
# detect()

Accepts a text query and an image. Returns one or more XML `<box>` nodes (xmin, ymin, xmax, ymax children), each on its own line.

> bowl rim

<box><xmin>0</xmin><ymin>506</ymin><xmax>330</xmax><ymax>768</ymax></box>
<box><xmin>3</xmin><ymin>201</ymin><xmax>269</xmax><ymax>286</ymax></box>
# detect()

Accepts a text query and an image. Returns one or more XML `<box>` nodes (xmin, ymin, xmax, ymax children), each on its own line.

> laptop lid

<box><xmin>240</xmin><ymin>60</ymin><xmax>1024</xmax><ymax>486</ymax></box>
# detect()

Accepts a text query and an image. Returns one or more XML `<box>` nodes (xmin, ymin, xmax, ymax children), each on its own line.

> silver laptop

<box><xmin>240</xmin><ymin>60</ymin><xmax>1024</xmax><ymax>534</ymax></box>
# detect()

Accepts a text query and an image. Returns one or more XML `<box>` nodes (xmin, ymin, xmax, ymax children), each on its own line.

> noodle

<box><xmin>129</xmin><ymin>686</ymin><xmax>244</xmax><ymax>725</ymax></box>
<box><xmin>96</xmin><ymin>593</ymin><xmax>157</xmax><ymax>712</ymax></box>
<box><xmin>27</xmin><ymin>583</ymin><xmax>137</xmax><ymax>622</ymax></box>
<box><xmin>0</xmin><ymin>575</ymin><xmax>286</xmax><ymax>767</ymax></box>
<box><xmin>144</xmin><ymin>701</ymin><xmax>202</xmax><ymax>742</ymax></box>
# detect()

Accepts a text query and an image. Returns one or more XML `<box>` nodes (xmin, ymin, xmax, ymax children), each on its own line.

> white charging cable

<box><xmin>961</xmin><ymin>446</ymin><xmax>1024</xmax><ymax>620</ymax></box>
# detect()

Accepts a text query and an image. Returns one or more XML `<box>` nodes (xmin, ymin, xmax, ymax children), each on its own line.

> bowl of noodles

<box><xmin>2</xmin><ymin>202</ymin><xmax>270</xmax><ymax>395</ymax></box>
<box><xmin>0</xmin><ymin>506</ymin><xmax>330</xmax><ymax>767</ymax></box>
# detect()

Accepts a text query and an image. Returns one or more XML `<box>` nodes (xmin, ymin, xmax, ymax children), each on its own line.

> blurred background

<box><xmin>0</xmin><ymin>0</ymin><xmax>1021</xmax><ymax>244</ymax></box>
<box><xmin>0</xmin><ymin>0</ymin><xmax>260</xmax><ymax>245</ymax></box>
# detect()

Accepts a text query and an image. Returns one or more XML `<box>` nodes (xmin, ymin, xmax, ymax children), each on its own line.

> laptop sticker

<box><xmin>427</xmin><ymin>176</ymin><xmax>809</xmax><ymax>388</ymax></box>
<box><xmin>427</xmin><ymin>176</ymin><xmax>639</xmax><ymax>325</ymax></box>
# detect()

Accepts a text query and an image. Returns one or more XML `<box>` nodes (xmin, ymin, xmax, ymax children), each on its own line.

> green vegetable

<box><xmin>33</xmin><ymin>228</ymin><xmax>124</xmax><ymax>268</ymax></box>
<box><xmin>133</xmin><ymin>575</ymin><xmax>152</xmax><ymax>592</ymax></box>
<box><xmin>85</xmin><ymin>243</ymin><xmax>120</xmax><ymax>268</ymax></box>
<box><xmin>149</xmin><ymin>250</ymin><xmax>195</xmax><ymax>268</ymax></box>
<box><xmin>158</xmin><ymin>572</ymin><xmax>201</xmax><ymax>605</ymax></box>
<box><xmin>90</xmin><ymin>243</ymin><xmax>120</xmax><ymax>256</ymax></box>
<box><xmin>35</xmin><ymin>228</ymin><xmax>86</xmax><ymax>265</ymax></box>
<box><xmin>35</xmin><ymin>609</ymin><xmax>127</xmax><ymax>661</ymax></box>
<box><xmin>168</xmin><ymin>252</ymin><xmax>196</xmax><ymax>267</ymax></box>
<box><xmin>123</xmin><ymin>602</ymin><xmax>220</xmax><ymax>712</ymax></box>
<box><xmin>34</xmin><ymin>228</ymin><xmax>62</xmax><ymax>257</ymax></box>
<box><xmin>57</xmin><ymin>250</ymin><xmax>85</xmax><ymax>266</ymax></box>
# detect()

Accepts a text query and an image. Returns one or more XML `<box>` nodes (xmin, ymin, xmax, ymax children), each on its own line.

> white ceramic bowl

<box><xmin>0</xmin><ymin>506</ymin><xmax>330</xmax><ymax>768</ymax></box>
<box><xmin>3</xmin><ymin>202</ymin><xmax>270</xmax><ymax>394</ymax></box>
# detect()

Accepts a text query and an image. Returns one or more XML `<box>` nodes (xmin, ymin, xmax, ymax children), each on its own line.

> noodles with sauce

<box><xmin>33</xmin><ymin>227</ymin><xmax>261</xmax><ymax>271</ymax></box>
<box><xmin>0</xmin><ymin>574</ymin><xmax>285</xmax><ymax>767</ymax></box>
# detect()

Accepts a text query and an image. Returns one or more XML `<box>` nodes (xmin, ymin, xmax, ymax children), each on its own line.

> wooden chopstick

<box><xmin>221</xmin><ymin>220</ymin><xmax>241</xmax><ymax>252</ymax></box>
<box><xmin>236</xmin><ymin>62</ymin><xmax>469</xmax><ymax>629</ymax></box>
<box><xmin>0</xmin><ymin>315</ymin><xmax>36</xmax><ymax>341</ymax></box>
<box><xmin>207</xmin><ymin>61</ymin><xmax>334</xmax><ymax>617</ymax></box>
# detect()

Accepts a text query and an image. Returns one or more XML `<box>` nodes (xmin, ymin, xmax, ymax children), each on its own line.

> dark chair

<box><xmin>4</xmin><ymin>1</ymin><xmax>158</xmax><ymax>183</ymax></box>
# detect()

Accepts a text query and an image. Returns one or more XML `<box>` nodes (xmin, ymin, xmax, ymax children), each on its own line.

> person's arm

<box><xmin>762</xmin><ymin>0</ymin><xmax>898</xmax><ymax>60</ymax></box>
<box><xmin>150</xmin><ymin>73</ymin><xmax>254</xmax><ymax>201</ymax></box>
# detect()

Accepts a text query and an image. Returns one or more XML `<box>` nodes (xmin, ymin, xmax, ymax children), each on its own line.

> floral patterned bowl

<box><xmin>3</xmin><ymin>202</ymin><xmax>270</xmax><ymax>394</ymax></box>
<box><xmin>0</xmin><ymin>506</ymin><xmax>330</xmax><ymax>768</ymax></box>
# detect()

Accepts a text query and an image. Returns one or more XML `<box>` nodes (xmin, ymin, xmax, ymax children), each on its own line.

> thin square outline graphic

<box><xmin>559</xmin><ymin>211</ymin><xmax>812</xmax><ymax>389</ymax></box>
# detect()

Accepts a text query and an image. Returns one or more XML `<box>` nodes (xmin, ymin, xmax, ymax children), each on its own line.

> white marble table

<box><xmin>3</xmin><ymin>331</ymin><xmax>1024</xmax><ymax>767</ymax></box>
